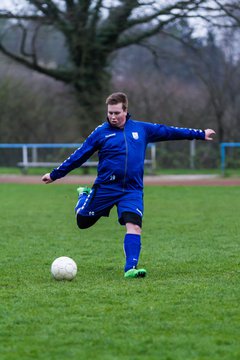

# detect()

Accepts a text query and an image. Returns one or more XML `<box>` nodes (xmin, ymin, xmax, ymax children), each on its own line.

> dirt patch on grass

<box><xmin>1</xmin><ymin>174</ymin><xmax>240</xmax><ymax>186</ymax></box>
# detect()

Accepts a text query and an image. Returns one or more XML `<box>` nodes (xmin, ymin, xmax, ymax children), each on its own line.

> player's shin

<box><xmin>74</xmin><ymin>187</ymin><xmax>90</xmax><ymax>214</ymax></box>
<box><xmin>123</xmin><ymin>233</ymin><xmax>141</xmax><ymax>272</ymax></box>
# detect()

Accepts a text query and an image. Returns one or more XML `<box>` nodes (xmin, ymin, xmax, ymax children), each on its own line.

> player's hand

<box><xmin>42</xmin><ymin>173</ymin><xmax>53</xmax><ymax>184</ymax></box>
<box><xmin>204</xmin><ymin>129</ymin><xmax>216</xmax><ymax>141</ymax></box>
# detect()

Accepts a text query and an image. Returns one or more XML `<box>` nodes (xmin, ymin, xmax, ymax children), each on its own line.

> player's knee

<box><xmin>76</xmin><ymin>214</ymin><xmax>100</xmax><ymax>229</ymax></box>
<box><xmin>134</xmin><ymin>224</ymin><xmax>142</xmax><ymax>235</ymax></box>
<box><xmin>134</xmin><ymin>225</ymin><xmax>142</xmax><ymax>235</ymax></box>
<box><xmin>77</xmin><ymin>221</ymin><xmax>90</xmax><ymax>229</ymax></box>
<box><xmin>76</xmin><ymin>220</ymin><xmax>86</xmax><ymax>229</ymax></box>
<box><xmin>76</xmin><ymin>215</ymin><xmax>91</xmax><ymax>229</ymax></box>
<box><xmin>126</xmin><ymin>222</ymin><xmax>142</xmax><ymax>235</ymax></box>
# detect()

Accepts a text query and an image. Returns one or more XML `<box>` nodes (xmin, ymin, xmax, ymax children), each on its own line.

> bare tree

<box><xmin>0</xmin><ymin>0</ymin><xmax>227</xmax><ymax>125</ymax></box>
<box><xmin>169</xmin><ymin>29</ymin><xmax>240</xmax><ymax>142</ymax></box>
<box><xmin>212</xmin><ymin>0</ymin><xmax>240</xmax><ymax>26</ymax></box>
<box><xmin>111</xmin><ymin>15</ymin><xmax>240</xmax><ymax>144</ymax></box>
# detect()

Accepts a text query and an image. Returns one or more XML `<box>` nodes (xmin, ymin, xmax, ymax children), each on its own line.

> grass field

<box><xmin>2</xmin><ymin>166</ymin><xmax>240</xmax><ymax>177</ymax></box>
<box><xmin>0</xmin><ymin>184</ymin><xmax>239</xmax><ymax>360</ymax></box>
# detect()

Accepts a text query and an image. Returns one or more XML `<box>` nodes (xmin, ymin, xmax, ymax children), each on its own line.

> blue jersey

<box><xmin>50</xmin><ymin>116</ymin><xmax>205</xmax><ymax>190</ymax></box>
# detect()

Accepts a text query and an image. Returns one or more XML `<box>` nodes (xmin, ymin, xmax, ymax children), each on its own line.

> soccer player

<box><xmin>42</xmin><ymin>92</ymin><xmax>215</xmax><ymax>278</ymax></box>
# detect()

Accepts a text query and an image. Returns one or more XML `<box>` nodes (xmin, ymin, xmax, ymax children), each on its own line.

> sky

<box><xmin>1</xmin><ymin>0</ymin><xmax>29</xmax><ymax>11</ymax></box>
<box><xmin>2</xmin><ymin>0</ymin><xmax>17</xmax><ymax>8</ymax></box>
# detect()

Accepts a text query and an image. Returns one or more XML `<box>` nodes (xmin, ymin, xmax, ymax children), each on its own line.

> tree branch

<box><xmin>31</xmin><ymin>23</ymin><xmax>43</xmax><ymax>65</ymax></box>
<box><xmin>117</xmin><ymin>14</ymin><xmax>182</xmax><ymax>48</ymax></box>
<box><xmin>19</xmin><ymin>23</ymin><xmax>32</xmax><ymax>58</ymax></box>
<box><xmin>127</xmin><ymin>0</ymin><xmax>208</xmax><ymax>28</ymax></box>
<box><xmin>27</xmin><ymin>0</ymin><xmax>67</xmax><ymax>28</ymax></box>
<box><xmin>89</xmin><ymin>0</ymin><xmax>103</xmax><ymax>34</ymax></box>
<box><xmin>65</xmin><ymin>0</ymin><xmax>75</xmax><ymax>11</ymax></box>
<box><xmin>0</xmin><ymin>11</ymin><xmax>44</xmax><ymax>21</ymax></box>
<box><xmin>98</xmin><ymin>0</ymin><xmax>139</xmax><ymax>48</ymax></box>
<box><xmin>0</xmin><ymin>41</ymin><xmax>73</xmax><ymax>83</ymax></box>
<box><xmin>213</xmin><ymin>0</ymin><xmax>240</xmax><ymax>25</ymax></box>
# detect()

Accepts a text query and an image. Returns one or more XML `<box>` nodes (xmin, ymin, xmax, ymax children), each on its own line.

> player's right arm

<box><xmin>42</xmin><ymin>125</ymin><xmax>102</xmax><ymax>184</ymax></box>
<box><xmin>42</xmin><ymin>173</ymin><xmax>53</xmax><ymax>184</ymax></box>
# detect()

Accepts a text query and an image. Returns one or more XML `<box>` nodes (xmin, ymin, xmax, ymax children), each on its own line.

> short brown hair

<box><xmin>106</xmin><ymin>92</ymin><xmax>128</xmax><ymax>111</ymax></box>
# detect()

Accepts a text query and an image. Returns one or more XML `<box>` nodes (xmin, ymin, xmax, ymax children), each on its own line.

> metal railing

<box><xmin>0</xmin><ymin>143</ymin><xmax>156</xmax><ymax>172</ymax></box>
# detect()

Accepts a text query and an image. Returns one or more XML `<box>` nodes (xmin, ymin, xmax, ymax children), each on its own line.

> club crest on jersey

<box><xmin>132</xmin><ymin>132</ymin><xmax>139</xmax><ymax>140</ymax></box>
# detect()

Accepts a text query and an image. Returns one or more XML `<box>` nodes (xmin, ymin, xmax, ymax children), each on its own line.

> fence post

<box><xmin>32</xmin><ymin>147</ymin><xmax>38</xmax><ymax>163</ymax></box>
<box><xmin>151</xmin><ymin>144</ymin><xmax>156</xmax><ymax>171</ymax></box>
<box><xmin>221</xmin><ymin>143</ymin><xmax>225</xmax><ymax>176</ymax></box>
<box><xmin>22</xmin><ymin>145</ymin><xmax>28</xmax><ymax>173</ymax></box>
<box><xmin>190</xmin><ymin>140</ymin><xmax>196</xmax><ymax>169</ymax></box>
<box><xmin>22</xmin><ymin>146</ymin><xmax>28</xmax><ymax>165</ymax></box>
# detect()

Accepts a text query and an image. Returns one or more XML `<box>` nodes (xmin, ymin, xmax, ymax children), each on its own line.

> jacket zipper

<box><xmin>123</xmin><ymin>128</ymin><xmax>128</xmax><ymax>191</ymax></box>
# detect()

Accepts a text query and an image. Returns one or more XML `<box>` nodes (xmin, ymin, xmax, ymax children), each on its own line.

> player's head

<box><xmin>106</xmin><ymin>92</ymin><xmax>128</xmax><ymax>111</ymax></box>
<box><xmin>106</xmin><ymin>92</ymin><xmax>128</xmax><ymax>128</ymax></box>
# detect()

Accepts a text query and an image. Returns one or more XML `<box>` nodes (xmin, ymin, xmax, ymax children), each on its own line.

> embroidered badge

<box><xmin>132</xmin><ymin>132</ymin><xmax>139</xmax><ymax>140</ymax></box>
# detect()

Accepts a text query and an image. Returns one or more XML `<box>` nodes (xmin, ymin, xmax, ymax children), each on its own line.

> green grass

<box><xmin>0</xmin><ymin>166</ymin><xmax>98</xmax><ymax>176</ymax></box>
<box><xmin>0</xmin><ymin>166</ymin><xmax>224</xmax><ymax>176</ymax></box>
<box><xmin>0</xmin><ymin>184</ymin><xmax>239</xmax><ymax>360</ymax></box>
<box><xmin>1</xmin><ymin>166</ymin><xmax>240</xmax><ymax>177</ymax></box>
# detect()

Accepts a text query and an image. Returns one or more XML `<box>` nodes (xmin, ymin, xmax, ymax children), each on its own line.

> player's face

<box><xmin>107</xmin><ymin>103</ymin><xmax>127</xmax><ymax>128</ymax></box>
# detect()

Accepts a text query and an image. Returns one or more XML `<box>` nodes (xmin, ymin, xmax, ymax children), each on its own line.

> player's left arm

<box><xmin>144</xmin><ymin>122</ymin><xmax>215</xmax><ymax>142</ymax></box>
<box><xmin>204</xmin><ymin>129</ymin><xmax>216</xmax><ymax>141</ymax></box>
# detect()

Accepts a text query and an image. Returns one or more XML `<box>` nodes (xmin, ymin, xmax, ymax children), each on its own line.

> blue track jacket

<box><xmin>50</xmin><ymin>116</ymin><xmax>205</xmax><ymax>190</ymax></box>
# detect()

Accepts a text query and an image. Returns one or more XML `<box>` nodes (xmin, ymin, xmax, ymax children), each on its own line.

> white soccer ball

<box><xmin>51</xmin><ymin>256</ymin><xmax>77</xmax><ymax>281</ymax></box>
